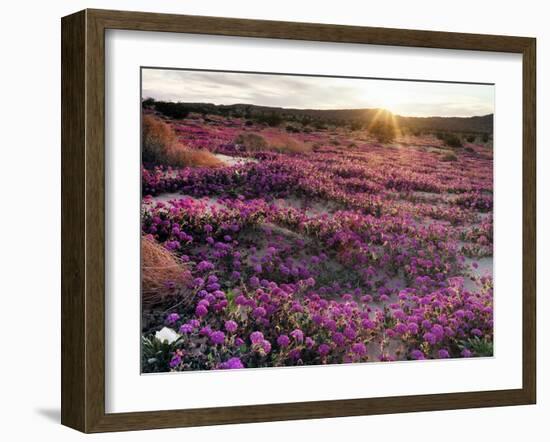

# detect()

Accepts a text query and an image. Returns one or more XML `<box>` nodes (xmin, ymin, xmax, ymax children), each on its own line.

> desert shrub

<box><xmin>234</xmin><ymin>132</ymin><xmax>310</xmax><ymax>154</ymax></box>
<box><xmin>440</xmin><ymin>133</ymin><xmax>463</xmax><ymax>148</ymax></box>
<box><xmin>458</xmin><ymin>336</ymin><xmax>493</xmax><ymax>357</ymax></box>
<box><xmin>244</xmin><ymin>120</ymin><xmax>254</xmax><ymax>126</ymax></box>
<box><xmin>441</xmin><ymin>152</ymin><xmax>458</xmax><ymax>162</ymax></box>
<box><xmin>143</xmin><ymin>115</ymin><xmax>222</xmax><ymax>167</ymax></box>
<box><xmin>350</xmin><ymin>121</ymin><xmax>364</xmax><ymax>131</ymax></box>
<box><xmin>142</xmin><ymin>97</ymin><xmax>156</xmax><ymax>107</ymax></box>
<box><xmin>235</xmin><ymin>132</ymin><xmax>269</xmax><ymax>151</ymax></box>
<box><xmin>256</xmin><ymin>112</ymin><xmax>283</xmax><ymax>127</ymax></box>
<box><xmin>141</xmin><ymin>235</ymin><xmax>191</xmax><ymax>307</ymax></box>
<box><xmin>464</xmin><ymin>146</ymin><xmax>475</xmax><ymax>153</ymax></box>
<box><xmin>142</xmin><ymin>115</ymin><xmax>178</xmax><ymax>164</ymax></box>
<box><xmin>454</xmin><ymin>192</ymin><xmax>493</xmax><ymax>212</ymax></box>
<box><xmin>268</xmin><ymin>134</ymin><xmax>312</xmax><ymax>154</ymax></box>
<box><xmin>169</xmin><ymin>149</ymin><xmax>224</xmax><ymax>168</ymax></box>
<box><xmin>482</xmin><ymin>133</ymin><xmax>490</xmax><ymax>143</ymax></box>
<box><xmin>466</xmin><ymin>135</ymin><xmax>476</xmax><ymax>143</ymax></box>
<box><xmin>154</xmin><ymin>101</ymin><xmax>190</xmax><ymax>120</ymax></box>
<box><xmin>369</xmin><ymin>120</ymin><xmax>396</xmax><ymax>143</ymax></box>
<box><xmin>285</xmin><ymin>125</ymin><xmax>300</xmax><ymax>133</ymax></box>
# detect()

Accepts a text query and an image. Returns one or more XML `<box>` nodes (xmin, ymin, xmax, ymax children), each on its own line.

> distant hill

<box><xmin>143</xmin><ymin>99</ymin><xmax>493</xmax><ymax>134</ymax></box>
<box><xmin>396</xmin><ymin>114</ymin><xmax>493</xmax><ymax>134</ymax></box>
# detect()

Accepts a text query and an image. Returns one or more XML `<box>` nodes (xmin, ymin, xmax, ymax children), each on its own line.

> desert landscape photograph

<box><xmin>140</xmin><ymin>68</ymin><xmax>494</xmax><ymax>373</ymax></box>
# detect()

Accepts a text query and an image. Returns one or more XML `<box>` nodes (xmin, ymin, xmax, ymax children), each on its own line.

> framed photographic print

<box><xmin>61</xmin><ymin>9</ymin><xmax>536</xmax><ymax>433</ymax></box>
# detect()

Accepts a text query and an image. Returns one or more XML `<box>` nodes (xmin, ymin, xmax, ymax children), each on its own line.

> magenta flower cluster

<box><xmin>141</xmin><ymin>113</ymin><xmax>493</xmax><ymax>372</ymax></box>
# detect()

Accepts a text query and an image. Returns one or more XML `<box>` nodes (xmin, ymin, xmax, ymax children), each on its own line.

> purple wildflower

<box><xmin>224</xmin><ymin>320</ymin><xmax>238</xmax><ymax>333</ymax></box>
<box><xmin>438</xmin><ymin>349</ymin><xmax>450</xmax><ymax>358</ymax></box>
<box><xmin>277</xmin><ymin>335</ymin><xmax>290</xmax><ymax>348</ymax></box>
<box><xmin>423</xmin><ymin>332</ymin><xmax>437</xmax><ymax>345</ymax></box>
<box><xmin>195</xmin><ymin>304</ymin><xmax>208</xmax><ymax>318</ymax></box>
<box><xmin>250</xmin><ymin>331</ymin><xmax>264</xmax><ymax>344</ymax></box>
<box><xmin>219</xmin><ymin>357</ymin><xmax>244</xmax><ymax>369</ymax></box>
<box><xmin>290</xmin><ymin>329</ymin><xmax>304</xmax><ymax>343</ymax></box>
<box><xmin>318</xmin><ymin>343</ymin><xmax>331</xmax><ymax>356</ymax></box>
<box><xmin>210</xmin><ymin>331</ymin><xmax>226</xmax><ymax>345</ymax></box>
<box><xmin>169</xmin><ymin>353</ymin><xmax>182</xmax><ymax>368</ymax></box>
<box><xmin>351</xmin><ymin>342</ymin><xmax>367</xmax><ymax>356</ymax></box>
<box><xmin>410</xmin><ymin>349</ymin><xmax>425</xmax><ymax>360</ymax></box>
<box><xmin>165</xmin><ymin>313</ymin><xmax>180</xmax><ymax>325</ymax></box>
<box><xmin>179</xmin><ymin>323</ymin><xmax>193</xmax><ymax>334</ymax></box>
<box><xmin>253</xmin><ymin>306</ymin><xmax>267</xmax><ymax>318</ymax></box>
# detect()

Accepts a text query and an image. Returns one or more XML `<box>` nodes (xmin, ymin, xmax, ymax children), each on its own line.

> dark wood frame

<box><xmin>61</xmin><ymin>8</ymin><xmax>536</xmax><ymax>433</ymax></box>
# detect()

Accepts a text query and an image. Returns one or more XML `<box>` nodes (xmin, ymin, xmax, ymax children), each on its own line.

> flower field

<box><xmin>141</xmin><ymin>110</ymin><xmax>493</xmax><ymax>373</ymax></box>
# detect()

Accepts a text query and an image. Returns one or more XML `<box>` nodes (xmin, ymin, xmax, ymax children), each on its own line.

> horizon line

<box><xmin>142</xmin><ymin>97</ymin><xmax>493</xmax><ymax>120</ymax></box>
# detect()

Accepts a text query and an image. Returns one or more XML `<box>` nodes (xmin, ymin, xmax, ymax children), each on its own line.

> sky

<box><xmin>142</xmin><ymin>68</ymin><xmax>494</xmax><ymax>118</ymax></box>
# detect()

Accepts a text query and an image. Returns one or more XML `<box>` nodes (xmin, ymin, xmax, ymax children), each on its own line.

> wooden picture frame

<box><xmin>61</xmin><ymin>8</ymin><xmax>536</xmax><ymax>433</ymax></box>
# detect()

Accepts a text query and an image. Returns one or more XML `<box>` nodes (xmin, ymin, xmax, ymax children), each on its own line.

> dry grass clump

<box><xmin>168</xmin><ymin>148</ymin><xmax>224</xmax><ymax>168</ymax></box>
<box><xmin>268</xmin><ymin>134</ymin><xmax>312</xmax><ymax>154</ymax></box>
<box><xmin>142</xmin><ymin>114</ymin><xmax>223</xmax><ymax>168</ymax></box>
<box><xmin>141</xmin><ymin>236</ymin><xmax>191</xmax><ymax>307</ymax></box>
<box><xmin>235</xmin><ymin>132</ymin><xmax>269</xmax><ymax>151</ymax></box>
<box><xmin>235</xmin><ymin>131</ymin><xmax>311</xmax><ymax>154</ymax></box>
<box><xmin>142</xmin><ymin>114</ymin><xmax>178</xmax><ymax>164</ymax></box>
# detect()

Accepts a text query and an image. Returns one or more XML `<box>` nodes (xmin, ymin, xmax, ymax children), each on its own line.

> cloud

<box><xmin>141</xmin><ymin>68</ymin><xmax>494</xmax><ymax>118</ymax></box>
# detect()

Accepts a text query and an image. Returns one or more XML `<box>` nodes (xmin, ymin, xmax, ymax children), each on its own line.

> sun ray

<box><xmin>366</xmin><ymin>108</ymin><xmax>387</xmax><ymax>131</ymax></box>
<box><xmin>389</xmin><ymin>112</ymin><xmax>402</xmax><ymax>139</ymax></box>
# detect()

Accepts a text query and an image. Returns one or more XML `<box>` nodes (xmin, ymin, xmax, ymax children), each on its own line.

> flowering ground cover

<box><xmin>141</xmin><ymin>112</ymin><xmax>493</xmax><ymax>373</ymax></box>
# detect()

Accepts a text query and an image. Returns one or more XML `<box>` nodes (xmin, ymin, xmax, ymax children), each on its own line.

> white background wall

<box><xmin>0</xmin><ymin>0</ymin><xmax>546</xmax><ymax>440</ymax></box>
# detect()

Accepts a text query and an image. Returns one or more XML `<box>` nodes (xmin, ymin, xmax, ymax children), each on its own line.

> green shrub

<box><xmin>142</xmin><ymin>97</ymin><xmax>156</xmax><ymax>107</ymax></box>
<box><xmin>443</xmin><ymin>133</ymin><xmax>463</xmax><ymax>148</ymax></box>
<box><xmin>312</xmin><ymin>120</ymin><xmax>328</xmax><ymax>130</ymax></box>
<box><xmin>155</xmin><ymin>102</ymin><xmax>190</xmax><ymax>120</ymax></box>
<box><xmin>256</xmin><ymin>113</ymin><xmax>283</xmax><ymax>127</ymax></box>
<box><xmin>466</xmin><ymin>135</ymin><xmax>476</xmax><ymax>143</ymax></box>
<box><xmin>458</xmin><ymin>336</ymin><xmax>493</xmax><ymax>357</ymax></box>
<box><xmin>482</xmin><ymin>133</ymin><xmax>490</xmax><ymax>143</ymax></box>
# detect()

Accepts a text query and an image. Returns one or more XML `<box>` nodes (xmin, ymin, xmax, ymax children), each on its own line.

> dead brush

<box><xmin>142</xmin><ymin>114</ymin><xmax>178</xmax><ymax>164</ymax></box>
<box><xmin>168</xmin><ymin>147</ymin><xmax>224</xmax><ymax>168</ymax></box>
<box><xmin>267</xmin><ymin>133</ymin><xmax>312</xmax><ymax>154</ymax></box>
<box><xmin>142</xmin><ymin>114</ymin><xmax>223</xmax><ymax>168</ymax></box>
<box><xmin>234</xmin><ymin>132</ymin><xmax>269</xmax><ymax>151</ymax></box>
<box><xmin>235</xmin><ymin>131</ymin><xmax>312</xmax><ymax>154</ymax></box>
<box><xmin>141</xmin><ymin>236</ymin><xmax>192</xmax><ymax>307</ymax></box>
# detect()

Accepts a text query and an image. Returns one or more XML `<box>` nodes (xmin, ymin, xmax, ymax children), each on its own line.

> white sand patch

<box><xmin>214</xmin><ymin>153</ymin><xmax>257</xmax><ymax>166</ymax></box>
<box><xmin>142</xmin><ymin>193</ymin><xmax>227</xmax><ymax>211</ymax></box>
<box><xmin>271</xmin><ymin>196</ymin><xmax>338</xmax><ymax>217</ymax></box>
<box><xmin>463</xmin><ymin>256</ymin><xmax>493</xmax><ymax>292</ymax></box>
